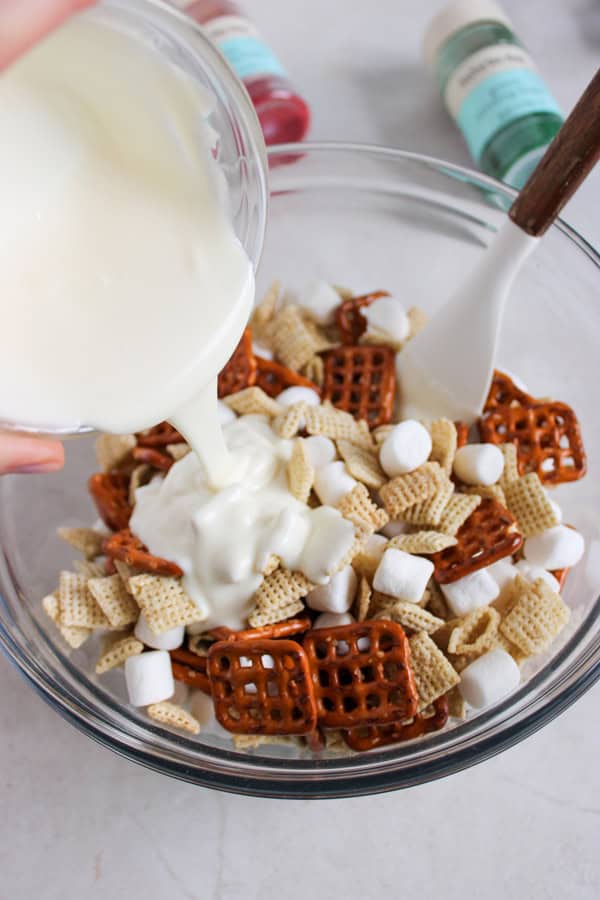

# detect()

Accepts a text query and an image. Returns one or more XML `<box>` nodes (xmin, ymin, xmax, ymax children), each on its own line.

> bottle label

<box><xmin>202</xmin><ymin>14</ymin><xmax>287</xmax><ymax>82</ymax></box>
<box><xmin>444</xmin><ymin>44</ymin><xmax>562</xmax><ymax>163</ymax></box>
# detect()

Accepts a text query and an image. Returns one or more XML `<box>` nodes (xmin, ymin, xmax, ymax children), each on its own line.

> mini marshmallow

<box><xmin>252</xmin><ymin>342</ymin><xmax>273</xmax><ymax>360</ymax></box>
<box><xmin>171</xmin><ymin>680</ymin><xmax>190</xmax><ymax>707</ymax></box>
<box><xmin>301</xmin><ymin>507</ymin><xmax>356</xmax><ymax>584</ymax></box>
<box><xmin>134</xmin><ymin>613</ymin><xmax>185</xmax><ymax>651</ymax></box>
<box><xmin>297</xmin><ymin>280</ymin><xmax>341</xmax><ymax>324</ymax></box>
<box><xmin>313</xmin><ymin>611</ymin><xmax>355</xmax><ymax>629</ymax></box>
<box><xmin>524</xmin><ymin>525</ymin><xmax>584</xmax><ymax>570</ymax></box>
<box><xmin>487</xmin><ymin>559</ymin><xmax>518</xmax><ymax>593</ymax></box>
<box><xmin>548</xmin><ymin>498</ymin><xmax>563</xmax><ymax>524</ymax></box>
<box><xmin>379</xmin><ymin>420</ymin><xmax>432</xmax><ymax>477</ymax></box>
<box><xmin>363</xmin><ymin>296</ymin><xmax>410</xmax><ymax>344</ymax></box>
<box><xmin>277</xmin><ymin>386</ymin><xmax>321</xmax><ymax>408</ymax></box>
<box><xmin>373</xmin><ymin>548</ymin><xmax>434</xmax><ymax>603</ymax></box>
<box><xmin>363</xmin><ymin>533</ymin><xmax>388</xmax><ymax>561</ymax></box>
<box><xmin>313</xmin><ymin>460</ymin><xmax>358</xmax><ymax>507</ymax></box>
<box><xmin>514</xmin><ymin>559</ymin><xmax>560</xmax><ymax>592</ymax></box>
<box><xmin>303</xmin><ymin>435</ymin><xmax>337</xmax><ymax>470</ymax></box>
<box><xmin>124</xmin><ymin>650</ymin><xmax>174</xmax><ymax>707</ymax></box>
<box><xmin>441</xmin><ymin>568</ymin><xmax>499</xmax><ymax>617</ymax></box>
<box><xmin>380</xmin><ymin>519</ymin><xmax>409</xmax><ymax>539</ymax></box>
<box><xmin>453</xmin><ymin>443</ymin><xmax>504</xmax><ymax>486</ymax></box>
<box><xmin>459</xmin><ymin>647</ymin><xmax>521</xmax><ymax>709</ymax></box>
<box><xmin>191</xmin><ymin>690</ymin><xmax>230</xmax><ymax>737</ymax></box>
<box><xmin>306</xmin><ymin>566</ymin><xmax>358</xmax><ymax>613</ymax></box>
<box><xmin>218</xmin><ymin>400</ymin><xmax>237</xmax><ymax>425</ymax></box>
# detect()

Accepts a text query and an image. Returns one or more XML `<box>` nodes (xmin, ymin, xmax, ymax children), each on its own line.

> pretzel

<box><xmin>484</xmin><ymin>370</ymin><xmax>536</xmax><ymax>410</ymax></box>
<box><xmin>207</xmin><ymin>639</ymin><xmax>317</xmax><ymax>735</ymax></box>
<box><xmin>479</xmin><ymin>401</ymin><xmax>586</xmax><ymax>485</ymax></box>
<box><xmin>343</xmin><ymin>695</ymin><xmax>449</xmax><ymax>752</ymax></box>
<box><xmin>170</xmin><ymin>648</ymin><xmax>211</xmax><ymax>694</ymax></box>
<box><xmin>103</xmin><ymin>528</ymin><xmax>183</xmax><ymax>578</ymax></box>
<box><xmin>131</xmin><ymin>446</ymin><xmax>174</xmax><ymax>472</ymax></box>
<box><xmin>217</xmin><ymin>328</ymin><xmax>257</xmax><ymax>398</ymax></box>
<box><xmin>136</xmin><ymin>422</ymin><xmax>184</xmax><ymax>448</ymax></box>
<box><xmin>454</xmin><ymin>422</ymin><xmax>469</xmax><ymax>449</ymax></box>
<box><xmin>254</xmin><ymin>356</ymin><xmax>320</xmax><ymax>398</ymax></box>
<box><xmin>88</xmin><ymin>473</ymin><xmax>132</xmax><ymax>532</ymax></box>
<box><xmin>553</xmin><ymin>567</ymin><xmax>569</xmax><ymax>591</ymax></box>
<box><xmin>208</xmin><ymin>618</ymin><xmax>311</xmax><ymax>643</ymax></box>
<box><xmin>303</xmin><ymin>620</ymin><xmax>418</xmax><ymax>728</ymax></box>
<box><xmin>430</xmin><ymin>497</ymin><xmax>523</xmax><ymax>584</ymax></box>
<box><xmin>335</xmin><ymin>290</ymin><xmax>389</xmax><ymax>344</ymax></box>
<box><xmin>321</xmin><ymin>345</ymin><xmax>396</xmax><ymax>428</ymax></box>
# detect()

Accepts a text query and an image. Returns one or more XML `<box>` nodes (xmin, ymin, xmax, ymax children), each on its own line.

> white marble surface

<box><xmin>1</xmin><ymin>1</ymin><xmax>599</xmax><ymax>897</ymax></box>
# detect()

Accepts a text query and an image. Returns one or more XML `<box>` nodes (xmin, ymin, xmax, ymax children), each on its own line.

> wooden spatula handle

<box><xmin>509</xmin><ymin>68</ymin><xmax>600</xmax><ymax>236</ymax></box>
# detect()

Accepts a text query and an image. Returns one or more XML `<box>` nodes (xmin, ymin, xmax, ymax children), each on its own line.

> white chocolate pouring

<box><xmin>130</xmin><ymin>416</ymin><xmax>355</xmax><ymax>630</ymax></box>
<box><xmin>0</xmin><ymin>14</ymin><xmax>254</xmax><ymax>452</ymax></box>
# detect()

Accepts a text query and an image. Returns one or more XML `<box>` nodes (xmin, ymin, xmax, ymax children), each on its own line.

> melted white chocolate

<box><xmin>130</xmin><ymin>417</ymin><xmax>355</xmax><ymax>629</ymax></box>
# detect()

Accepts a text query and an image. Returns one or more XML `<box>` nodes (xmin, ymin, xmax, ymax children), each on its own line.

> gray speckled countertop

<box><xmin>1</xmin><ymin>2</ymin><xmax>599</xmax><ymax>897</ymax></box>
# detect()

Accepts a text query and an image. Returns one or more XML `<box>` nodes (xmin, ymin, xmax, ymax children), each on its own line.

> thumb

<box><xmin>0</xmin><ymin>0</ymin><xmax>96</xmax><ymax>71</ymax></box>
<box><xmin>0</xmin><ymin>432</ymin><xmax>65</xmax><ymax>475</ymax></box>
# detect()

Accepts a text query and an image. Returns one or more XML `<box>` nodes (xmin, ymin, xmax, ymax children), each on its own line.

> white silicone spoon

<box><xmin>398</xmin><ymin>68</ymin><xmax>600</xmax><ymax>424</ymax></box>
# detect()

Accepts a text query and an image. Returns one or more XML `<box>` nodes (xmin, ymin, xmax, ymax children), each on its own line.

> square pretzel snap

<box><xmin>321</xmin><ymin>345</ymin><xmax>396</xmax><ymax>428</ymax></box>
<box><xmin>303</xmin><ymin>620</ymin><xmax>418</xmax><ymax>728</ymax></box>
<box><xmin>479</xmin><ymin>401</ymin><xmax>586</xmax><ymax>485</ymax></box>
<box><xmin>208</xmin><ymin>639</ymin><xmax>317</xmax><ymax>735</ymax></box>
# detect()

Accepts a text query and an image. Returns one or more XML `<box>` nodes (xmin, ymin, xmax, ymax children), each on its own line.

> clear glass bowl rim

<box><xmin>1</xmin><ymin>141</ymin><xmax>599</xmax><ymax>799</ymax></box>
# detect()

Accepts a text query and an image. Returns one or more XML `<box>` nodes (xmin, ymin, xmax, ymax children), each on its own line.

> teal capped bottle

<box><xmin>424</xmin><ymin>0</ymin><xmax>563</xmax><ymax>188</ymax></box>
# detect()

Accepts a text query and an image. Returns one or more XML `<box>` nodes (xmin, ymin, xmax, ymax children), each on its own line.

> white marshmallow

<box><xmin>134</xmin><ymin>613</ymin><xmax>184</xmax><ymax>651</ymax></box>
<box><xmin>252</xmin><ymin>342</ymin><xmax>273</xmax><ymax>360</ymax></box>
<box><xmin>218</xmin><ymin>400</ymin><xmax>236</xmax><ymax>425</ymax></box>
<box><xmin>487</xmin><ymin>559</ymin><xmax>518</xmax><ymax>592</ymax></box>
<box><xmin>306</xmin><ymin>566</ymin><xmax>358</xmax><ymax>613</ymax></box>
<box><xmin>171</xmin><ymin>680</ymin><xmax>190</xmax><ymax>706</ymax></box>
<box><xmin>362</xmin><ymin>533</ymin><xmax>388</xmax><ymax>563</ymax></box>
<box><xmin>380</xmin><ymin>519</ymin><xmax>409</xmax><ymax>538</ymax></box>
<box><xmin>363</xmin><ymin>296</ymin><xmax>410</xmax><ymax>344</ymax></box>
<box><xmin>373</xmin><ymin>548</ymin><xmax>434</xmax><ymax>603</ymax></box>
<box><xmin>297</xmin><ymin>280</ymin><xmax>341</xmax><ymax>324</ymax></box>
<box><xmin>124</xmin><ymin>651</ymin><xmax>174</xmax><ymax>707</ymax></box>
<box><xmin>277</xmin><ymin>386</ymin><xmax>321</xmax><ymax>408</ymax></box>
<box><xmin>313</xmin><ymin>461</ymin><xmax>357</xmax><ymax>507</ymax></box>
<box><xmin>379</xmin><ymin>420</ymin><xmax>432</xmax><ymax>477</ymax></box>
<box><xmin>514</xmin><ymin>559</ymin><xmax>560</xmax><ymax>592</ymax></box>
<box><xmin>441</xmin><ymin>568</ymin><xmax>499</xmax><ymax>616</ymax></box>
<box><xmin>453</xmin><ymin>443</ymin><xmax>504</xmax><ymax>486</ymax></box>
<box><xmin>313</xmin><ymin>611</ymin><xmax>355</xmax><ymax>629</ymax></box>
<box><xmin>548</xmin><ymin>498</ymin><xmax>563</xmax><ymax>524</ymax></box>
<box><xmin>190</xmin><ymin>691</ymin><xmax>230</xmax><ymax>738</ymax></box>
<box><xmin>460</xmin><ymin>647</ymin><xmax>521</xmax><ymax>709</ymax></box>
<box><xmin>301</xmin><ymin>507</ymin><xmax>356</xmax><ymax>584</ymax></box>
<box><xmin>303</xmin><ymin>435</ymin><xmax>337</xmax><ymax>470</ymax></box>
<box><xmin>524</xmin><ymin>525</ymin><xmax>584</xmax><ymax>570</ymax></box>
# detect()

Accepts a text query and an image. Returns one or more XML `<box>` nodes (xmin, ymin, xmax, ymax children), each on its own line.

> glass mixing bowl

<box><xmin>1</xmin><ymin>143</ymin><xmax>598</xmax><ymax>798</ymax></box>
<box><xmin>0</xmin><ymin>0</ymin><xmax>268</xmax><ymax>435</ymax></box>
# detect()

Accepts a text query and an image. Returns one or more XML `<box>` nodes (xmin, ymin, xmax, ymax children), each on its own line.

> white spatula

<box><xmin>398</xmin><ymin>68</ymin><xmax>600</xmax><ymax>424</ymax></box>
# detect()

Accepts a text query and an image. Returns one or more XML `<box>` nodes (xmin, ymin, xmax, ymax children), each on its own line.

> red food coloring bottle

<box><xmin>172</xmin><ymin>1</ymin><xmax>310</xmax><ymax>144</ymax></box>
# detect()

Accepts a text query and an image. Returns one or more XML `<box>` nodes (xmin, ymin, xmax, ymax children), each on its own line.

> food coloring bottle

<box><xmin>424</xmin><ymin>0</ymin><xmax>563</xmax><ymax>188</ymax></box>
<box><xmin>171</xmin><ymin>0</ymin><xmax>310</xmax><ymax>144</ymax></box>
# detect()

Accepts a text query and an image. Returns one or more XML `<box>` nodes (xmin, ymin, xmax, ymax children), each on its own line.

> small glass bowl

<box><xmin>0</xmin><ymin>0</ymin><xmax>268</xmax><ymax>436</ymax></box>
<box><xmin>1</xmin><ymin>143</ymin><xmax>599</xmax><ymax>798</ymax></box>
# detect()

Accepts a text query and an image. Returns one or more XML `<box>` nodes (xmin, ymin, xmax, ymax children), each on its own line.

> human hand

<box><xmin>0</xmin><ymin>0</ymin><xmax>96</xmax><ymax>71</ymax></box>
<box><xmin>0</xmin><ymin>432</ymin><xmax>64</xmax><ymax>475</ymax></box>
<box><xmin>1</xmin><ymin>0</ymin><xmax>96</xmax><ymax>472</ymax></box>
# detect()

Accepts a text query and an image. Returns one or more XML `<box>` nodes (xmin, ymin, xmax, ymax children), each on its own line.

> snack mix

<box><xmin>45</xmin><ymin>283</ymin><xmax>587</xmax><ymax>753</ymax></box>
